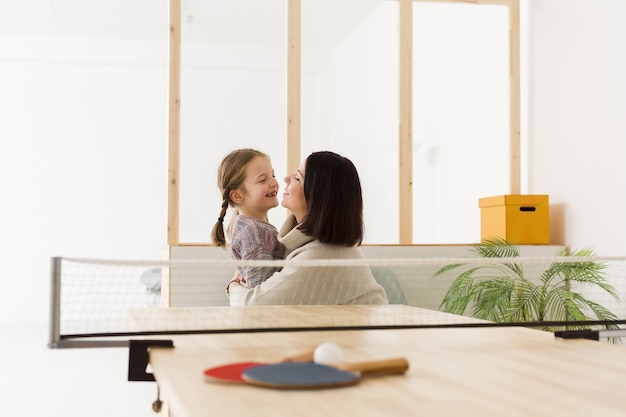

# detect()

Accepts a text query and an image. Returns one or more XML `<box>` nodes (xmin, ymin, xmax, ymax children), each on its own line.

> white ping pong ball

<box><xmin>313</xmin><ymin>342</ymin><xmax>344</xmax><ymax>366</ymax></box>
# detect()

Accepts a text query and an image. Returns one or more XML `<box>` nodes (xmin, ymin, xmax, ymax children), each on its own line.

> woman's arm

<box><xmin>227</xmin><ymin>268</ymin><xmax>289</xmax><ymax>306</ymax></box>
<box><xmin>228</xmin><ymin>242</ymin><xmax>387</xmax><ymax>306</ymax></box>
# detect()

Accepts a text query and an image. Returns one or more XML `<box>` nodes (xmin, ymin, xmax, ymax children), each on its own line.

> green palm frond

<box><xmin>432</xmin><ymin>262</ymin><xmax>467</xmax><ymax>277</ymax></box>
<box><xmin>475</xmin><ymin>238</ymin><xmax>521</xmax><ymax>257</ymax></box>
<box><xmin>541</xmin><ymin>254</ymin><xmax>619</xmax><ymax>301</ymax></box>
<box><xmin>544</xmin><ymin>286</ymin><xmax>585</xmax><ymax>322</ymax></box>
<box><xmin>506</xmin><ymin>279</ymin><xmax>543</xmax><ymax>322</ymax></box>
<box><xmin>439</xmin><ymin>269</ymin><xmax>477</xmax><ymax>315</ymax></box>
<box><xmin>474</xmin><ymin>238</ymin><xmax>524</xmax><ymax>277</ymax></box>
<box><xmin>575</xmin><ymin>295</ymin><xmax>620</xmax><ymax>323</ymax></box>
<box><xmin>470</xmin><ymin>278</ymin><xmax>514</xmax><ymax>321</ymax></box>
<box><xmin>432</xmin><ymin>239</ymin><xmax>620</xmax><ymax>340</ymax></box>
<box><xmin>556</xmin><ymin>247</ymin><xmax>595</xmax><ymax>257</ymax></box>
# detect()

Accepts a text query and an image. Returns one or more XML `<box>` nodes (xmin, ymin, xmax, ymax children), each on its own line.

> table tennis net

<box><xmin>49</xmin><ymin>255</ymin><xmax>626</xmax><ymax>348</ymax></box>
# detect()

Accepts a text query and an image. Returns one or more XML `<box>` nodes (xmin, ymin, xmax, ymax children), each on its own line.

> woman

<box><xmin>226</xmin><ymin>151</ymin><xmax>388</xmax><ymax>305</ymax></box>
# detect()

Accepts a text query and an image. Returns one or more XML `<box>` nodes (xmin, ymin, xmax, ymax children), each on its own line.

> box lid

<box><xmin>479</xmin><ymin>194</ymin><xmax>549</xmax><ymax>208</ymax></box>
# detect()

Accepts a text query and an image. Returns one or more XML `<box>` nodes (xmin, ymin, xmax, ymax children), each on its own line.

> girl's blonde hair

<box><xmin>211</xmin><ymin>148</ymin><xmax>269</xmax><ymax>247</ymax></box>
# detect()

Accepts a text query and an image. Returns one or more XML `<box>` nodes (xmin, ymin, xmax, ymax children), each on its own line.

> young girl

<box><xmin>211</xmin><ymin>149</ymin><xmax>285</xmax><ymax>289</ymax></box>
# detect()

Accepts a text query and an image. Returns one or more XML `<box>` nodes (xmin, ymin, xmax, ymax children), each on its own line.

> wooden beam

<box><xmin>509</xmin><ymin>0</ymin><xmax>521</xmax><ymax>194</ymax></box>
<box><xmin>168</xmin><ymin>0</ymin><xmax>181</xmax><ymax>245</ymax></box>
<box><xmin>399</xmin><ymin>0</ymin><xmax>413</xmax><ymax>244</ymax></box>
<box><xmin>287</xmin><ymin>0</ymin><xmax>301</xmax><ymax>175</ymax></box>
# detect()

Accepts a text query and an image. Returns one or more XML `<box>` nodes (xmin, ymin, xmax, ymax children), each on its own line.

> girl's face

<box><xmin>235</xmin><ymin>155</ymin><xmax>279</xmax><ymax>220</ymax></box>
<box><xmin>282</xmin><ymin>159</ymin><xmax>308</xmax><ymax>223</ymax></box>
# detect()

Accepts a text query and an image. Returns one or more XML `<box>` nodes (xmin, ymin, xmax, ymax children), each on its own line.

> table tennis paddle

<box><xmin>203</xmin><ymin>349</ymin><xmax>316</xmax><ymax>383</ymax></box>
<box><xmin>204</xmin><ymin>361</ymin><xmax>265</xmax><ymax>383</ymax></box>
<box><xmin>241</xmin><ymin>358</ymin><xmax>409</xmax><ymax>390</ymax></box>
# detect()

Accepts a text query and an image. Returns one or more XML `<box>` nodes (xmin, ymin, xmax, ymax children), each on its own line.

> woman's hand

<box><xmin>226</xmin><ymin>271</ymin><xmax>248</xmax><ymax>297</ymax></box>
<box><xmin>233</xmin><ymin>271</ymin><xmax>248</xmax><ymax>287</ymax></box>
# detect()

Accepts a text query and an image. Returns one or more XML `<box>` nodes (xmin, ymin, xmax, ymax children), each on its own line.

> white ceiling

<box><xmin>0</xmin><ymin>0</ymin><xmax>381</xmax><ymax>48</ymax></box>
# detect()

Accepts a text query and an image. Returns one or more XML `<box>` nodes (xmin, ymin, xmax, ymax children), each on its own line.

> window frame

<box><xmin>166</xmin><ymin>0</ymin><xmax>521</xmax><ymax>245</ymax></box>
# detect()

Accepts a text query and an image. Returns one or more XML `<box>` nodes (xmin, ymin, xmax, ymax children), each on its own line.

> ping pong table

<box><xmin>146</xmin><ymin>305</ymin><xmax>626</xmax><ymax>417</ymax></box>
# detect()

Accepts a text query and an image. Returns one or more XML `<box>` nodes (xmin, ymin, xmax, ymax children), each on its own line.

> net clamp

<box><xmin>128</xmin><ymin>339</ymin><xmax>175</xmax><ymax>382</ymax></box>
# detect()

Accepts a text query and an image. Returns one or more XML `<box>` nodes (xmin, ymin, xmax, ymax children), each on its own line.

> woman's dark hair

<box><xmin>298</xmin><ymin>151</ymin><xmax>364</xmax><ymax>246</ymax></box>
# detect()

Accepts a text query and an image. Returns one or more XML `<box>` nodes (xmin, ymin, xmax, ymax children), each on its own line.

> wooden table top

<box><xmin>131</xmin><ymin>304</ymin><xmax>480</xmax><ymax>332</ymax></box>
<box><xmin>148</xmin><ymin>305</ymin><xmax>626</xmax><ymax>417</ymax></box>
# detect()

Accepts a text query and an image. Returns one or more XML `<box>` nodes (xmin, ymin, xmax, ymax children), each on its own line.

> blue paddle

<box><xmin>241</xmin><ymin>358</ymin><xmax>409</xmax><ymax>390</ymax></box>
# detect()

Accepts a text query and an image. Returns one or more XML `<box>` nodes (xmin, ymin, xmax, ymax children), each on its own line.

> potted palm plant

<box><xmin>433</xmin><ymin>238</ymin><xmax>620</xmax><ymax>333</ymax></box>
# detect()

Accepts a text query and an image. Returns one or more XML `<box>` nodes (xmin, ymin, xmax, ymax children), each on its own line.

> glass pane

<box><xmin>178</xmin><ymin>0</ymin><xmax>287</xmax><ymax>243</ymax></box>
<box><xmin>302</xmin><ymin>0</ymin><xmax>398</xmax><ymax>243</ymax></box>
<box><xmin>412</xmin><ymin>3</ymin><xmax>509</xmax><ymax>244</ymax></box>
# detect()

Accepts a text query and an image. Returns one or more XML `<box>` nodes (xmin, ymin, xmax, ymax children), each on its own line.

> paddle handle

<box><xmin>281</xmin><ymin>349</ymin><xmax>315</xmax><ymax>362</ymax></box>
<box><xmin>342</xmin><ymin>357</ymin><xmax>409</xmax><ymax>376</ymax></box>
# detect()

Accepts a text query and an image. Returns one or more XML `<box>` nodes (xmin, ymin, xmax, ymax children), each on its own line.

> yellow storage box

<box><xmin>478</xmin><ymin>195</ymin><xmax>550</xmax><ymax>244</ymax></box>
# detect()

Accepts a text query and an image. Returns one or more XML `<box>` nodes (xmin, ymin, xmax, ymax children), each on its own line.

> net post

<box><xmin>554</xmin><ymin>330</ymin><xmax>600</xmax><ymax>341</ymax></box>
<box><xmin>48</xmin><ymin>257</ymin><xmax>62</xmax><ymax>348</ymax></box>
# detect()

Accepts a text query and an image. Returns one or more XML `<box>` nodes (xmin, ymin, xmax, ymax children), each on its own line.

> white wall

<box><xmin>0</xmin><ymin>36</ymin><xmax>168</xmax><ymax>416</ymax></box>
<box><xmin>0</xmin><ymin>36</ymin><xmax>169</xmax><ymax>322</ymax></box>
<box><xmin>529</xmin><ymin>0</ymin><xmax>626</xmax><ymax>255</ymax></box>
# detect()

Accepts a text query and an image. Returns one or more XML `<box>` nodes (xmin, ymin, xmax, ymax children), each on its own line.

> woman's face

<box><xmin>282</xmin><ymin>159</ymin><xmax>308</xmax><ymax>223</ymax></box>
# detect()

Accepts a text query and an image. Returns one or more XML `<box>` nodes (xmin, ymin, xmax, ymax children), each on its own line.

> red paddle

<box><xmin>203</xmin><ymin>350</ymin><xmax>315</xmax><ymax>383</ymax></box>
<box><xmin>204</xmin><ymin>361</ymin><xmax>265</xmax><ymax>383</ymax></box>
